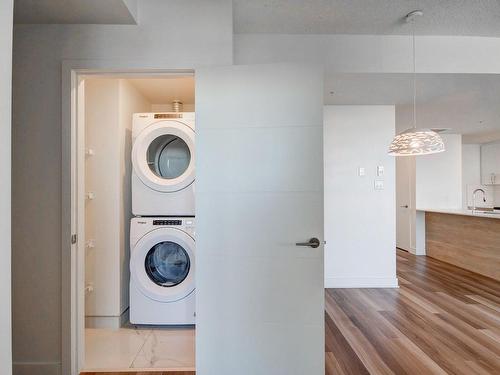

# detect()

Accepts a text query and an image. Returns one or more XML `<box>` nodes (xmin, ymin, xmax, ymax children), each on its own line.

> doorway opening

<box><xmin>64</xmin><ymin>63</ymin><xmax>326</xmax><ymax>375</ymax></box>
<box><xmin>69</xmin><ymin>70</ymin><xmax>196</xmax><ymax>374</ymax></box>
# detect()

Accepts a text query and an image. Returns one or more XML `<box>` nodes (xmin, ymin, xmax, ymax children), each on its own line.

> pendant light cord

<box><xmin>412</xmin><ymin>16</ymin><xmax>417</xmax><ymax>129</ymax></box>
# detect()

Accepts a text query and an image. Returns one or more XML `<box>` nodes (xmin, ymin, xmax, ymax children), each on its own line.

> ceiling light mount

<box><xmin>405</xmin><ymin>10</ymin><xmax>423</xmax><ymax>23</ymax></box>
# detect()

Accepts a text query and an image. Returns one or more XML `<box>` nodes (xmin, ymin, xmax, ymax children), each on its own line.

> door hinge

<box><xmin>71</xmin><ymin>234</ymin><xmax>77</xmax><ymax>244</ymax></box>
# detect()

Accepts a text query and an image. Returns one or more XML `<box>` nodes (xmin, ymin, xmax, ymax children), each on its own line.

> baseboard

<box><xmin>85</xmin><ymin>308</ymin><xmax>129</xmax><ymax>329</ymax></box>
<box><xmin>13</xmin><ymin>362</ymin><xmax>61</xmax><ymax>375</ymax></box>
<box><xmin>325</xmin><ymin>276</ymin><xmax>399</xmax><ymax>288</ymax></box>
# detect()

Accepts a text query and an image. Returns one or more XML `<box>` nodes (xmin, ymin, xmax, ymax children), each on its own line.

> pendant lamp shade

<box><xmin>388</xmin><ymin>127</ymin><xmax>445</xmax><ymax>156</ymax></box>
<box><xmin>388</xmin><ymin>10</ymin><xmax>446</xmax><ymax>156</ymax></box>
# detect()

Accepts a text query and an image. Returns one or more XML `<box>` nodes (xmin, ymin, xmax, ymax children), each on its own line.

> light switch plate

<box><xmin>358</xmin><ymin>167</ymin><xmax>365</xmax><ymax>176</ymax></box>
<box><xmin>377</xmin><ymin>165</ymin><xmax>384</xmax><ymax>176</ymax></box>
<box><xmin>374</xmin><ymin>180</ymin><xmax>384</xmax><ymax>190</ymax></box>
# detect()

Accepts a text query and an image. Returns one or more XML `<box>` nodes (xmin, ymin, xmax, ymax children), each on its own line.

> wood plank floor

<box><xmin>81</xmin><ymin>373</ymin><xmax>194</xmax><ymax>375</ymax></box>
<box><xmin>82</xmin><ymin>249</ymin><xmax>500</xmax><ymax>374</ymax></box>
<box><xmin>325</xmin><ymin>249</ymin><xmax>500</xmax><ymax>374</ymax></box>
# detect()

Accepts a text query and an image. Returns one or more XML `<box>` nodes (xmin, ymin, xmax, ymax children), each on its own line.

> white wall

<box><xmin>12</xmin><ymin>1</ymin><xmax>232</xmax><ymax>373</ymax></box>
<box><xmin>235</xmin><ymin>34</ymin><xmax>500</xmax><ymax>73</ymax></box>
<box><xmin>84</xmin><ymin>79</ymin><xmax>149</xmax><ymax>327</ymax></box>
<box><xmin>1</xmin><ymin>1</ymin><xmax>13</xmax><ymax>374</ymax></box>
<box><xmin>151</xmin><ymin>103</ymin><xmax>195</xmax><ymax>112</ymax></box>
<box><xmin>416</xmin><ymin>134</ymin><xmax>463</xmax><ymax>209</ymax></box>
<box><xmin>462</xmin><ymin>144</ymin><xmax>481</xmax><ymax>195</ymax></box>
<box><xmin>462</xmin><ymin>144</ymin><xmax>481</xmax><ymax>193</ymax></box>
<box><xmin>85</xmin><ymin>79</ymin><xmax>120</xmax><ymax>320</ymax></box>
<box><xmin>118</xmin><ymin>79</ymin><xmax>151</xmax><ymax>314</ymax></box>
<box><xmin>324</xmin><ymin>106</ymin><xmax>397</xmax><ymax>288</ymax></box>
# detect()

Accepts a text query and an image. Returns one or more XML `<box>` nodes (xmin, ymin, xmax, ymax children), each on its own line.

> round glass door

<box><xmin>148</xmin><ymin>135</ymin><xmax>191</xmax><ymax>180</ymax></box>
<box><xmin>144</xmin><ymin>241</ymin><xmax>190</xmax><ymax>287</ymax></box>
<box><xmin>131</xmin><ymin>227</ymin><xmax>195</xmax><ymax>302</ymax></box>
<box><xmin>132</xmin><ymin>121</ymin><xmax>196</xmax><ymax>193</ymax></box>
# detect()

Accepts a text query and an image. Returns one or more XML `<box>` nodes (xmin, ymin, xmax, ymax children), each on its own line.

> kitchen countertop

<box><xmin>417</xmin><ymin>208</ymin><xmax>500</xmax><ymax>219</ymax></box>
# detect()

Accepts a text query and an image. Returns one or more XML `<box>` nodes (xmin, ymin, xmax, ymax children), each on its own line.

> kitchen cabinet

<box><xmin>481</xmin><ymin>142</ymin><xmax>500</xmax><ymax>185</ymax></box>
<box><xmin>425</xmin><ymin>211</ymin><xmax>500</xmax><ymax>281</ymax></box>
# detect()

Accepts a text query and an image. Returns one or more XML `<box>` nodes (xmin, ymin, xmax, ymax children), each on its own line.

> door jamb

<box><xmin>61</xmin><ymin>60</ymin><xmax>194</xmax><ymax>375</ymax></box>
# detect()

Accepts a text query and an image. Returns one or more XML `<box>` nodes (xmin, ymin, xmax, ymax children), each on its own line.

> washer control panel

<box><xmin>131</xmin><ymin>217</ymin><xmax>196</xmax><ymax>247</ymax></box>
<box><xmin>153</xmin><ymin>219</ymin><xmax>182</xmax><ymax>226</ymax></box>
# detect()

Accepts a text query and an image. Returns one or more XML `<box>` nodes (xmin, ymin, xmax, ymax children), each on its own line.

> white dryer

<box><xmin>129</xmin><ymin>217</ymin><xmax>195</xmax><ymax>325</ymax></box>
<box><xmin>132</xmin><ymin>112</ymin><xmax>195</xmax><ymax>216</ymax></box>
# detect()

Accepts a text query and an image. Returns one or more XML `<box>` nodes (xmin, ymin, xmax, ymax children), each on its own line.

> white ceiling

<box><xmin>14</xmin><ymin>0</ymin><xmax>138</xmax><ymax>24</ymax></box>
<box><xmin>233</xmin><ymin>0</ymin><xmax>500</xmax><ymax>36</ymax></box>
<box><xmin>325</xmin><ymin>73</ymin><xmax>500</xmax><ymax>143</ymax></box>
<box><xmin>127</xmin><ymin>76</ymin><xmax>195</xmax><ymax>105</ymax></box>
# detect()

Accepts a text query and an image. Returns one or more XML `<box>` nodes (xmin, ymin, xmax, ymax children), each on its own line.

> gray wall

<box><xmin>12</xmin><ymin>1</ymin><xmax>232</xmax><ymax>373</ymax></box>
<box><xmin>1</xmin><ymin>1</ymin><xmax>13</xmax><ymax>374</ymax></box>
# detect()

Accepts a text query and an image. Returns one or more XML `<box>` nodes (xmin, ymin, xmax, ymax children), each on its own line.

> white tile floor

<box><xmin>84</xmin><ymin>325</ymin><xmax>195</xmax><ymax>372</ymax></box>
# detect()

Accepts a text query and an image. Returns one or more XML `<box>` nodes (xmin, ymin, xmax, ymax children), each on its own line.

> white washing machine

<box><xmin>129</xmin><ymin>217</ymin><xmax>195</xmax><ymax>325</ymax></box>
<box><xmin>132</xmin><ymin>112</ymin><xmax>195</xmax><ymax>216</ymax></box>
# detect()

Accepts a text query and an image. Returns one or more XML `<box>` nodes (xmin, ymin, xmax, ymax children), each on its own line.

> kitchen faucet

<box><xmin>472</xmin><ymin>188</ymin><xmax>486</xmax><ymax>212</ymax></box>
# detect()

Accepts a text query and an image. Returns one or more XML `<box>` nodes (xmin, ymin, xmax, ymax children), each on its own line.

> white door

<box><xmin>0</xmin><ymin>1</ymin><xmax>12</xmax><ymax>374</ymax></box>
<box><xmin>396</xmin><ymin>156</ymin><xmax>415</xmax><ymax>252</ymax></box>
<box><xmin>195</xmin><ymin>64</ymin><xmax>324</xmax><ymax>375</ymax></box>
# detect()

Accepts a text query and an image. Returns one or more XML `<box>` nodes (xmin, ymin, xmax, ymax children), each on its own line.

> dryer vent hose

<box><xmin>172</xmin><ymin>100</ymin><xmax>183</xmax><ymax>112</ymax></box>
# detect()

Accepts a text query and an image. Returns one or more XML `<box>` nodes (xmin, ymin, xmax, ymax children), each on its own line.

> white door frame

<box><xmin>61</xmin><ymin>60</ymin><xmax>194</xmax><ymax>375</ymax></box>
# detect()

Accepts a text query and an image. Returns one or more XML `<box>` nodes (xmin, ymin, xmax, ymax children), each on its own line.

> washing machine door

<box><xmin>131</xmin><ymin>227</ymin><xmax>195</xmax><ymax>303</ymax></box>
<box><xmin>132</xmin><ymin>120</ymin><xmax>195</xmax><ymax>192</ymax></box>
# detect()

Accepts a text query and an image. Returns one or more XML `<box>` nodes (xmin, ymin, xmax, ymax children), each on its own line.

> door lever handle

<box><xmin>400</xmin><ymin>205</ymin><xmax>409</xmax><ymax>208</ymax></box>
<box><xmin>295</xmin><ymin>238</ymin><xmax>320</xmax><ymax>248</ymax></box>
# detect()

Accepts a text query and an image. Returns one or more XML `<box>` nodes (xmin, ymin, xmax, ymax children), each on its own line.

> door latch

<box><xmin>71</xmin><ymin>234</ymin><xmax>77</xmax><ymax>244</ymax></box>
<box><xmin>295</xmin><ymin>238</ymin><xmax>320</xmax><ymax>248</ymax></box>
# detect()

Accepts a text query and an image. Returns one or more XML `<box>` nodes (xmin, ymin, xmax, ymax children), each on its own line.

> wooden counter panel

<box><xmin>426</xmin><ymin>212</ymin><xmax>500</xmax><ymax>281</ymax></box>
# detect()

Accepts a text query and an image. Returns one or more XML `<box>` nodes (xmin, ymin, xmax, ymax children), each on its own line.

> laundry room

<box><xmin>81</xmin><ymin>74</ymin><xmax>196</xmax><ymax>372</ymax></box>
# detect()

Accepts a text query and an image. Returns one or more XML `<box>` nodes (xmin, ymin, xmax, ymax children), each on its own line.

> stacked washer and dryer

<box><xmin>130</xmin><ymin>111</ymin><xmax>196</xmax><ymax>325</ymax></box>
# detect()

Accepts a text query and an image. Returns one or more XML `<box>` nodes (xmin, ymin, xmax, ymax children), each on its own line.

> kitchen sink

<box><xmin>478</xmin><ymin>210</ymin><xmax>500</xmax><ymax>215</ymax></box>
<box><xmin>467</xmin><ymin>207</ymin><xmax>500</xmax><ymax>215</ymax></box>
<box><xmin>472</xmin><ymin>209</ymin><xmax>500</xmax><ymax>215</ymax></box>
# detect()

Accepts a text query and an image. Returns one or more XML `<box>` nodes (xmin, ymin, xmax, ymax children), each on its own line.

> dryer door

<box><xmin>131</xmin><ymin>227</ymin><xmax>195</xmax><ymax>303</ymax></box>
<box><xmin>132</xmin><ymin>120</ymin><xmax>195</xmax><ymax>192</ymax></box>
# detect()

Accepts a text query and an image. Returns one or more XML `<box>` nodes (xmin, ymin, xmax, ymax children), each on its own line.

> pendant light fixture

<box><xmin>388</xmin><ymin>10</ymin><xmax>445</xmax><ymax>156</ymax></box>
